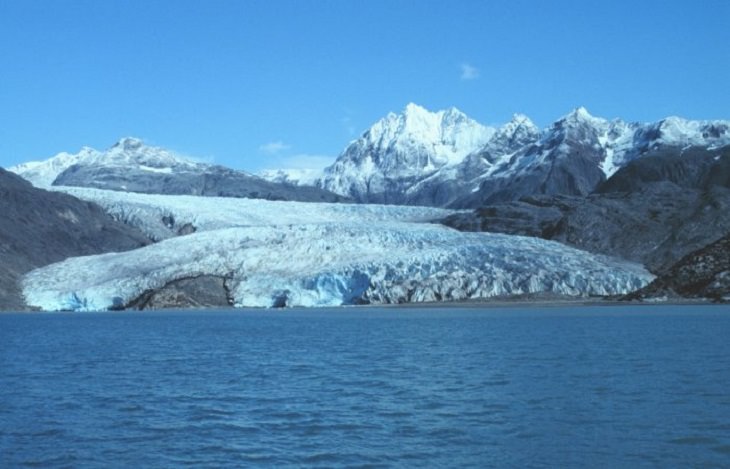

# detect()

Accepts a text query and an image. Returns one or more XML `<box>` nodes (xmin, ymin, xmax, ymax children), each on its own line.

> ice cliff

<box><xmin>22</xmin><ymin>189</ymin><xmax>654</xmax><ymax>311</ymax></box>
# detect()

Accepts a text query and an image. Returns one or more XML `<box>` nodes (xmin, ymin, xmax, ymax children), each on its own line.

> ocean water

<box><xmin>1</xmin><ymin>305</ymin><xmax>730</xmax><ymax>468</ymax></box>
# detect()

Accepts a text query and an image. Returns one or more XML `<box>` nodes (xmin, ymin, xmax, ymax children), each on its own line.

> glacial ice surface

<box><xmin>57</xmin><ymin>187</ymin><xmax>454</xmax><ymax>240</ymax></box>
<box><xmin>22</xmin><ymin>191</ymin><xmax>654</xmax><ymax>311</ymax></box>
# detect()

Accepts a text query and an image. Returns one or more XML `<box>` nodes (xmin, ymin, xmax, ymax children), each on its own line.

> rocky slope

<box><xmin>11</xmin><ymin>138</ymin><xmax>348</xmax><ymax>203</ymax></box>
<box><xmin>0</xmin><ymin>168</ymin><xmax>149</xmax><ymax>310</ymax></box>
<box><xmin>627</xmin><ymin>233</ymin><xmax>730</xmax><ymax>302</ymax></box>
<box><xmin>443</xmin><ymin>145</ymin><xmax>730</xmax><ymax>273</ymax></box>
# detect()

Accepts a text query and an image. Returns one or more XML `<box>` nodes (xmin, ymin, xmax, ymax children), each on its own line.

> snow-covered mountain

<box><xmin>456</xmin><ymin>109</ymin><xmax>730</xmax><ymax>206</ymax></box>
<box><xmin>318</xmin><ymin>103</ymin><xmax>495</xmax><ymax>204</ymax></box>
<box><xmin>315</xmin><ymin>104</ymin><xmax>730</xmax><ymax>207</ymax></box>
<box><xmin>9</xmin><ymin>137</ymin><xmax>201</xmax><ymax>187</ymax></box>
<box><xmin>22</xmin><ymin>188</ymin><xmax>653</xmax><ymax>311</ymax></box>
<box><xmin>10</xmin><ymin>137</ymin><xmax>347</xmax><ymax>203</ymax></box>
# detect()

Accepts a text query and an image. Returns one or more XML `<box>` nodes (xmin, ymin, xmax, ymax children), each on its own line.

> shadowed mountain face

<box><xmin>442</xmin><ymin>146</ymin><xmax>730</xmax><ymax>274</ymax></box>
<box><xmin>595</xmin><ymin>145</ymin><xmax>730</xmax><ymax>193</ymax></box>
<box><xmin>54</xmin><ymin>164</ymin><xmax>350</xmax><ymax>202</ymax></box>
<box><xmin>0</xmin><ymin>168</ymin><xmax>149</xmax><ymax>309</ymax></box>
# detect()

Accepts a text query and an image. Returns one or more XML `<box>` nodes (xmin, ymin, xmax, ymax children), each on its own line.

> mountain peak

<box><xmin>564</xmin><ymin>106</ymin><xmax>595</xmax><ymax>122</ymax></box>
<box><xmin>112</xmin><ymin>137</ymin><xmax>145</xmax><ymax>151</ymax></box>
<box><xmin>321</xmin><ymin>104</ymin><xmax>495</xmax><ymax>200</ymax></box>
<box><xmin>403</xmin><ymin>102</ymin><xmax>428</xmax><ymax>115</ymax></box>
<box><xmin>508</xmin><ymin>113</ymin><xmax>537</xmax><ymax>129</ymax></box>
<box><xmin>401</xmin><ymin>103</ymin><xmax>468</xmax><ymax>121</ymax></box>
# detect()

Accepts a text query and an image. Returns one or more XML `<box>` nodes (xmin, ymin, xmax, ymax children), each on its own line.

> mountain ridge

<box><xmin>0</xmin><ymin>168</ymin><xmax>150</xmax><ymax>309</ymax></box>
<box><xmin>10</xmin><ymin>137</ymin><xmax>349</xmax><ymax>203</ymax></box>
<box><xmin>313</xmin><ymin>104</ymin><xmax>730</xmax><ymax>207</ymax></box>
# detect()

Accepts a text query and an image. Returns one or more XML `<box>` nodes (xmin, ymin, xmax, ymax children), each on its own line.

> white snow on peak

<box><xmin>492</xmin><ymin>114</ymin><xmax>540</xmax><ymax>145</ymax></box>
<box><xmin>364</xmin><ymin>103</ymin><xmax>494</xmax><ymax>166</ymax></box>
<box><xmin>320</xmin><ymin>103</ymin><xmax>495</xmax><ymax>198</ymax></box>
<box><xmin>9</xmin><ymin>138</ymin><xmax>201</xmax><ymax>187</ymax></box>
<box><xmin>98</xmin><ymin>137</ymin><xmax>200</xmax><ymax>170</ymax></box>
<box><xmin>257</xmin><ymin>168</ymin><xmax>324</xmax><ymax>186</ymax></box>
<box><xmin>653</xmin><ymin>116</ymin><xmax>730</xmax><ymax>148</ymax></box>
<box><xmin>554</xmin><ymin>106</ymin><xmax>610</xmax><ymax>132</ymax></box>
<box><xmin>113</xmin><ymin>136</ymin><xmax>144</xmax><ymax>150</ymax></box>
<box><xmin>570</xmin><ymin>106</ymin><xmax>592</xmax><ymax>120</ymax></box>
<box><xmin>509</xmin><ymin>113</ymin><xmax>533</xmax><ymax>125</ymax></box>
<box><xmin>22</xmin><ymin>188</ymin><xmax>654</xmax><ymax>311</ymax></box>
<box><xmin>9</xmin><ymin>146</ymin><xmax>101</xmax><ymax>187</ymax></box>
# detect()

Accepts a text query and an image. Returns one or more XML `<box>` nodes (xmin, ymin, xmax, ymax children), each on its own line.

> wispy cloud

<box><xmin>460</xmin><ymin>63</ymin><xmax>479</xmax><ymax>81</ymax></box>
<box><xmin>259</xmin><ymin>141</ymin><xmax>291</xmax><ymax>154</ymax></box>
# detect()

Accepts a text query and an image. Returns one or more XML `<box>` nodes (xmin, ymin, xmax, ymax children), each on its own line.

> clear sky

<box><xmin>1</xmin><ymin>0</ymin><xmax>728</xmax><ymax>171</ymax></box>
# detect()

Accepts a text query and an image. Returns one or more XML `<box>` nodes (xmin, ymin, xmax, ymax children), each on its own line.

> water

<box><xmin>1</xmin><ymin>305</ymin><xmax>730</xmax><ymax>468</ymax></box>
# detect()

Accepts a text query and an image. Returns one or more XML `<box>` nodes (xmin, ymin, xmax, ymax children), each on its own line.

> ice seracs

<box><xmin>21</xmin><ymin>190</ymin><xmax>654</xmax><ymax>311</ymax></box>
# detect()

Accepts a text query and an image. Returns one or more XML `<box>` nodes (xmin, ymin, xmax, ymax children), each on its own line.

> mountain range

<box><xmin>3</xmin><ymin>103</ymin><xmax>729</xmax><ymax>309</ymax></box>
<box><xmin>311</xmin><ymin>103</ymin><xmax>730</xmax><ymax>207</ymax></box>
<box><xmin>11</xmin><ymin>137</ymin><xmax>347</xmax><ymax>203</ymax></box>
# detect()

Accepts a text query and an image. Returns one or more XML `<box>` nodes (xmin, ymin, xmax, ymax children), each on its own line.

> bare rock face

<box><xmin>444</xmin><ymin>185</ymin><xmax>730</xmax><ymax>274</ymax></box>
<box><xmin>0</xmin><ymin>168</ymin><xmax>150</xmax><ymax>310</ymax></box>
<box><xmin>126</xmin><ymin>275</ymin><xmax>233</xmax><ymax>310</ymax></box>
<box><xmin>55</xmin><ymin>164</ymin><xmax>350</xmax><ymax>203</ymax></box>
<box><xmin>626</xmin><ymin>233</ymin><xmax>730</xmax><ymax>302</ymax></box>
<box><xmin>443</xmin><ymin>146</ymin><xmax>730</xmax><ymax>274</ymax></box>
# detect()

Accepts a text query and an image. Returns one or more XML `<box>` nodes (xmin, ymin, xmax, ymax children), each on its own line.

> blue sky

<box><xmin>1</xmin><ymin>0</ymin><xmax>728</xmax><ymax>171</ymax></box>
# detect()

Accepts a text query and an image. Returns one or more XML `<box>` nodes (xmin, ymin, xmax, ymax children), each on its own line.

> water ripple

<box><xmin>1</xmin><ymin>305</ymin><xmax>730</xmax><ymax>467</ymax></box>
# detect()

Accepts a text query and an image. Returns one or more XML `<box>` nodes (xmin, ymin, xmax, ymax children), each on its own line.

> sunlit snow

<box><xmin>22</xmin><ymin>189</ymin><xmax>654</xmax><ymax>311</ymax></box>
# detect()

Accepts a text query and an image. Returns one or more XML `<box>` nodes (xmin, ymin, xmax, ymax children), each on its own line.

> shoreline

<box><xmin>2</xmin><ymin>295</ymin><xmax>726</xmax><ymax>314</ymax></box>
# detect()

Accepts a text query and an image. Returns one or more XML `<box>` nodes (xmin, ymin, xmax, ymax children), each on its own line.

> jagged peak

<box><xmin>562</xmin><ymin>106</ymin><xmax>597</xmax><ymax>122</ymax></box>
<box><xmin>507</xmin><ymin>113</ymin><xmax>538</xmax><ymax>130</ymax></box>
<box><xmin>403</xmin><ymin>102</ymin><xmax>428</xmax><ymax>115</ymax></box>
<box><xmin>111</xmin><ymin>136</ymin><xmax>145</xmax><ymax>151</ymax></box>
<box><xmin>401</xmin><ymin>102</ymin><xmax>469</xmax><ymax>122</ymax></box>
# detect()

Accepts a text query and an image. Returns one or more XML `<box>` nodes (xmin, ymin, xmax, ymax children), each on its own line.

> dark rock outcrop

<box><xmin>55</xmin><ymin>164</ymin><xmax>350</xmax><ymax>203</ymax></box>
<box><xmin>444</xmin><ymin>184</ymin><xmax>730</xmax><ymax>273</ymax></box>
<box><xmin>442</xmin><ymin>147</ymin><xmax>730</xmax><ymax>273</ymax></box>
<box><xmin>0</xmin><ymin>168</ymin><xmax>149</xmax><ymax>310</ymax></box>
<box><xmin>596</xmin><ymin>145</ymin><xmax>730</xmax><ymax>194</ymax></box>
<box><xmin>626</xmin><ymin>233</ymin><xmax>730</xmax><ymax>301</ymax></box>
<box><xmin>125</xmin><ymin>275</ymin><xmax>234</xmax><ymax>310</ymax></box>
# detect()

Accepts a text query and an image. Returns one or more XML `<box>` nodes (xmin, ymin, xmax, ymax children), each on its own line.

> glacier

<box><xmin>22</xmin><ymin>189</ymin><xmax>654</xmax><ymax>311</ymax></box>
<box><xmin>56</xmin><ymin>187</ymin><xmax>453</xmax><ymax>241</ymax></box>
